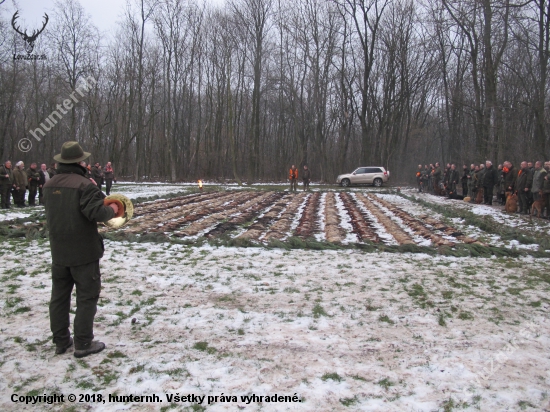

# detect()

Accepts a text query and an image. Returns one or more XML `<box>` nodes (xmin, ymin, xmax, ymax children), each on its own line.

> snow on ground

<box><xmin>333</xmin><ymin>193</ymin><xmax>358</xmax><ymax>244</ymax></box>
<box><xmin>314</xmin><ymin>193</ymin><xmax>327</xmax><ymax>242</ymax></box>
<box><xmin>402</xmin><ymin>188</ymin><xmax>550</xmax><ymax>236</ymax></box>
<box><xmin>0</xmin><ymin>209</ymin><xmax>36</xmax><ymax>222</ymax></box>
<box><xmin>350</xmin><ymin>193</ymin><xmax>397</xmax><ymax>246</ymax></box>
<box><xmin>1</xmin><ymin>239</ymin><xmax>549</xmax><ymax>411</ymax></box>
<box><xmin>368</xmin><ymin>195</ymin><xmax>431</xmax><ymax>247</ymax></box>
<box><xmin>378</xmin><ymin>192</ymin><xmax>547</xmax><ymax>250</ymax></box>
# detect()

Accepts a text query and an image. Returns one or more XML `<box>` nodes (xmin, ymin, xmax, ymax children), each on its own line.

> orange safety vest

<box><xmin>289</xmin><ymin>168</ymin><xmax>298</xmax><ymax>180</ymax></box>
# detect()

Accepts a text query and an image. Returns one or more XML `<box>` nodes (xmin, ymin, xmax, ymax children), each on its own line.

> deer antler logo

<box><xmin>11</xmin><ymin>11</ymin><xmax>49</xmax><ymax>55</ymax></box>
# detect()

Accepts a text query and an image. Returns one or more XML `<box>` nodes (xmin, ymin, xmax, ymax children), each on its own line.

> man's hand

<box><xmin>89</xmin><ymin>178</ymin><xmax>97</xmax><ymax>186</ymax></box>
<box><xmin>109</xmin><ymin>202</ymin><xmax>119</xmax><ymax>215</ymax></box>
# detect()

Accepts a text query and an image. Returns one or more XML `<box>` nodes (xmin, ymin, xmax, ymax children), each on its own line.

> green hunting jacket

<box><xmin>503</xmin><ymin>166</ymin><xmax>516</xmax><ymax>191</ymax></box>
<box><xmin>43</xmin><ymin>163</ymin><xmax>115</xmax><ymax>267</ymax></box>
<box><xmin>467</xmin><ymin>168</ymin><xmax>475</xmax><ymax>185</ymax></box>
<box><xmin>532</xmin><ymin>168</ymin><xmax>547</xmax><ymax>193</ymax></box>
<box><xmin>542</xmin><ymin>172</ymin><xmax>550</xmax><ymax>194</ymax></box>
<box><xmin>482</xmin><ymin>165</ymin><xmax>498</xmax><ymax>187</ymax></box>
<box><xmin>0</xmin><ymin>164</ymin><xmax>13</xmax><ymax>186</ymax></box>
<box><xmin>13</xmin><ymin>168</ymin><xmax>28</xmax><ymax>188</ymax></box>
<box><xmin>26</xmin><ymin>167</ymin><xmax>41</xmax><ymax>187</ymax></box>
<box><xmin>515</xmin><ymin>168</ymin><xmax>533</xmax><ymax>193</ymax></box>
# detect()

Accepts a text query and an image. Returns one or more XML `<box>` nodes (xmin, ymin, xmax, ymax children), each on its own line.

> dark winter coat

<box><xmin>302</xmin><ymin>169</ymin><xmax>311</xmax><ymax>181</ymax></box>
<box><xmin>26</xmin><ymin>167</ymin><xmax>41</xmax><ymax>187</ymax></box>
<box><xmin>447</xmin><ymin>169</ymin><xmax>460</xmax><ymax>187</ymax></box>
<box><xmin>532</xmin><ymin>167</ymin><xmax>547</xmax><ymax>193</ymax></box>
<box><xmin>515</xmin><ymin>168</ymin><xmax>533</xmax><ymax>193</ymax></box>
<box><xmin>91</xmin><ymin>166</ymin><xmax>104</xmax><ymax>185</ymax></box>
<box><xmin>542</xmin><ymin>171</ymin><xmax>550</xmax><ymax>195</ymax></box>
<box><xmin>473</xmin><ymin>170</ymin><xmax>483</xmax><ymax>189</ymax></box>
<box><xmin>0</xmin><ymin>164</ymin><xmax>13</xmax><ymax>186</ymax></box>
<box><xmin>503</xmin><ymin>166</ymin><xmax>516</xmax><ymax>191</ymax></box>
<box><xmin>103</xmin><ymin>166</ymin><xmax>114</xmax><ymax>180</ymax></box>
<box><xmin>482</xmin><ymin>165</ymin><xmax>498</xmax><ymax>187</ymax></box>
<box><xmin>39</xmin><ymin>170</ymin><xmax>49</xmax><ymax>186</ymax></box>
<box><xmin>43</xmin><ymin>163</ymin><xmax>115</xmax><ymax>267</ymax></box>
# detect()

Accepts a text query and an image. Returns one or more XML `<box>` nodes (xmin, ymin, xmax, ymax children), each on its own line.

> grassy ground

<box><xmin>0</xmin><ymin>238</ymin><xmax>549</xmax><ymax>411</ymax></box>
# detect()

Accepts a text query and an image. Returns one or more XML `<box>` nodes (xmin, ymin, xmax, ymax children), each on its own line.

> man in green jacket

<box><xmin>432</xmin><ymin>162</ymin><xmax>442</xmax><ymax>193</ymax></box>
<box><xmin>44</xmin><ymin>141</ymin><xmax>119</xmax><ymax>358</ymax></box>
<box><xmin>447</xmin><ymin>164</ymin><xmax>460</xmax><ymax>194</ymax></box>
<box><xmin>26</xmin><ymin>162</ymin><xmax>41</xmax><ymax>206</ymax></box>
<box><xmin>532</xmin><ymin>161</ymin><xmax>547</xmax><ymax>204</ymax></box>
<box><xmin>542</xmin><ymin>161</ymin><xmax>550</xmax><ymax>218</ymax></box>
<box><xmin>0</xmin><ymin>160</ymin><xmax>14</xmax><ymax>209</ymax></box>
<box><xmin>466</xmin><ymin>163</ymin><xmax>475</xmax><ymax>199</ymax></box>
<box><xmin>12</xmin><ymin>161</ymin><xmax>28</xmax><ymax>207</ymax></box>
<box><xmin>515</xmin><ymin>161</ymin><xmax>533</xmax><ymax>214</ymax></box>
<box><xmin>483</xmin><ymin>160</ymin><xmax>498</xmax><ymax>205</ymax></box>
<box><xmin>502</xmin><ymin>161</ymin><xmax>516</xmax><ymax>194</ymax></box>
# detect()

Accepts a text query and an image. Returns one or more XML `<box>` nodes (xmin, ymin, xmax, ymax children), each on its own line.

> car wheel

<box><xmin>341</xmin><ymin>179</ymin><xmax>350</xmax><ymax>187</ymax></box>
<box><xmin>373</xmin><ymin>178</ymin><xmax>382</xmax><ymax>187</ymax></box>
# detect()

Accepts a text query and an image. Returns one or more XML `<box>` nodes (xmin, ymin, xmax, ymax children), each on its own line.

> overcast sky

<box><xmin>3</xmin><ymin>0</ymin><xmax>223</xmax><ymax>37</ymax></box>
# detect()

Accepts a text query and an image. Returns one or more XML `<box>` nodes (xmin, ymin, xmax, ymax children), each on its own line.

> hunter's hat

<box><xmin>53</xmin><ymin>141</ymin><xmax>91</xmax><ymax>164</ymax></box>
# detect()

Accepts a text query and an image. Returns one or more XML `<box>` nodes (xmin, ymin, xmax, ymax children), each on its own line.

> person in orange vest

<box><xmin>289</xmin><ymin>165</ymin><xmax>298</xmax><ymax>192</ymax></box>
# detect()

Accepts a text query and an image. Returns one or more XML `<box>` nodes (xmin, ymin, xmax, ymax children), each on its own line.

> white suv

<box><xmin>337</xmin><ymin>167</ymin><xmax>390</xmax><ymax>187</ymax></box>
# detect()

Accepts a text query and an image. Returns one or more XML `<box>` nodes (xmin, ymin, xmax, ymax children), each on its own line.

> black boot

<box><xmin>74</xmin><ymin>341</ymin><xmax>105</xmax><ymax>358</ymax></box>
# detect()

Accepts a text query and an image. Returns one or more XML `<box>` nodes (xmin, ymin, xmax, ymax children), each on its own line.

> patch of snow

<box><xmin>333</xmin><ymin>193</ymin><xmax>359</xmax><ymax>244</ymax></box>
<box><xmin>350</xmin><ymin>193</ymin><xmax>397</xmax><ymax>245</ymax></box>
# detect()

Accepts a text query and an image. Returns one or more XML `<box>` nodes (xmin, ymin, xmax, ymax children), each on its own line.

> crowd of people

<box><xmin>0</xmin><ymin>159</ymin><xmax>116</xmax><ymax>209</ymax></box>
<box><xmin>415</xmin><ymin>160</ymin><xmax>550</xmax><ymax>218</ymax></box>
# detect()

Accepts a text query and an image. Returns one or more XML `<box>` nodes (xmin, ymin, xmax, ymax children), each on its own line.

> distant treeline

<box><xmin>0</xmin><ymin>0</ymin><xmax>549</xmax><ymax>182</ymax></box>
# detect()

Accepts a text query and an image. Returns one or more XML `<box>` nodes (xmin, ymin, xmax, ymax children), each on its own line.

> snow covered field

<box><xmin>1</xmin><ymin>185</ymin><xmax>549</xmax><ymax>411</ymax></box>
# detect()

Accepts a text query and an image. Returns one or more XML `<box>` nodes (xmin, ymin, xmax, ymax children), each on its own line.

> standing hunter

<box><xmin>461</xmin><ymin>165</ymin><xmax>469</xmax><ymax>197</ymax></box>
<box><xmin>432</xmin><ymin>162</ymin><xmax>442</xmax><ymax>193</ymax></box>
<box><xmin>542</xmin><ymin>162</ymin><xmax>550</xmax><ymax>218</ymax></box>
<box><xmin>482</xmin><ymin>160</ymin><xmax>498</xmax><ymax>205</ymax></box>
<box><xmin>91</xmin><ymin>162</ymin><xmax>104</xmax><ymax>192</ymax></box>
<box><xmin>466</xmin><ymin>163</ymin><xmax>475</xmax><ymax>199</ymax></box>
<box><xmin>43</xmin><ymin>141</ymin><xmax>121</xmax><ymax>358</ymax></box>
<box><xmin>27</xmin><ymin>162</ymin><xmax>41</xmax><ymax>206</ymax></box>
<box><xmin>12</xmin><ymin>161</ymin><xmax>28</xmax><ymax>207</ymax></box>
<box><xmin>0</xmin><ymin>160</ymin><xmax>14</xmax><ymax>209</ymax></box>
<box><xmin>447</xmin><ymin>164</ymin><xmax>460</xmax><ymax>194</ymax></box>
<box><xmin>471</xmin><ymin>165</ymin><xmax>482</xmax><ymax>203</ymax></box>
<box><xmin>515</xmin><ymin>161</ymin><xmax>533</xmax><ymax>214</ymax></box>
<box><xmin>289</xmin><ymin>165</ymin><xmax>298</xmax><ymax>192</ymax></box>
<box><xmin>502</xmin><ymin>161</ymin><xmax>516</xmax><ymax>196</ymax></box>
<box><xmin>104</xmin><ymin>162</ymin><xmax>115</xmax><ymax>196</ymax></box>
<box><xmin>532</xmin><ymin>161</ymin><xmax>547</xmax><ymax>213</ymax></box>
<box><xmin>416</xmin><ymin>165</ymin><xmax>423</xmax><ymax>192</ymax></box>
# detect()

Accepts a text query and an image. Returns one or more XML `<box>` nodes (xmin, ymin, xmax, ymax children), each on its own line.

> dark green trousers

<box><xmin>0</xmin><ymin>184</ymin><xmax>11</xmax><ymax>208</ymax></box>
<box><xmin>50</xmin><ymin>260</ymin><xmax>101</xmax><ymax>349</ymax></box>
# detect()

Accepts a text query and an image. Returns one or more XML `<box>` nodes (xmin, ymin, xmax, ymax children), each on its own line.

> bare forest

<box><xmin>0</xmin><ymin>0</ymin><xmax>549</xmax><ymax>182</ymax></box>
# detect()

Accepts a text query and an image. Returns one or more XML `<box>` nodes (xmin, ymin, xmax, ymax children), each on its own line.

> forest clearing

<box><xmin>0</xmin><ymin>184</ymin><xmax>549</xmax><ymax>411</ymax></box>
